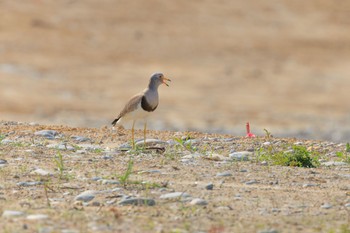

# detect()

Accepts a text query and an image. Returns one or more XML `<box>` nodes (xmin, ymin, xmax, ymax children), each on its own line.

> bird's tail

<box><xmin>111</xmin><ymin>117</ymin><xmax>120</xmax><ymax>126</ymax></box>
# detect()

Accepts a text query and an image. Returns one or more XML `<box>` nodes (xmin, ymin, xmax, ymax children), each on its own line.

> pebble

<box><xmin>245</xmin><ymin>180</ymin><xmax>258</xmax><ymax>185</ymax></box>
<box><xmin>17</xmin><ymin>181</ymin><xmax>43</xmax><ymax>187</ymax></box>
<box><xmin>189</xmin><ymin>198</ymin><xmax>208</xmax><ymax>206</ymax></box>
<box><xmin>302</xmin><ymin>183</ymin><xmax>318</xmax><ymax>188</ymax></box>
<box><xmin>262</xmin><ymin>142</ymin><xmax>271</xmax><ymax>146</ymax></box>
<box><xmin>2</xmin><ymin>210</ymin><xmax>25</xmax><ymax>217</ymax></box>
<box><xmin>27</xmin><ymin>214</ymin><xmax>49</xmax><ymax>220</ymax></box>
<box><xmin>34</xmin><ymin>130</ymin><xmax>58</xmax><ymax>139</ymax></box>
<box><xmin>216</xmin><ymin>171</ymin><xmax>232</xmax><ymax>177</ymax></box>
<box><xmin>205</xmin><ymin>183</ymin><xmax>214</xmax><ymax>190</ymax></box>
<box><xmin>71</xmin><ymin>136</ymin><xmax>90</xmax><ymax>142</ymax></box>
<box><xmin>31</xmin><ymin>168</ymin><xmax>52</xmax><ymax>176</ymax></box>
<box><xmin>135</xmin><ymin>139</ymin><xmax>169</xmax><ymax>146</ymax></box>
<box><xmin>0</xmin><ymin>159</ymin><xmax>8</xmax><ymax>164</ymax></box>
<box><xmin>1</xmin><ymin>139</ymin><xmax>13</xmax><ymax>144</ymax></box>
<box><xmin>321</xmin><ymin>161</ymin><xmax>348</xmax><ymax>166</ymax></box>
<box><xmin>100</xmin><ymin>179</ymin><xmax>120</xmax><ymax>185</ymax></box>
<box><xmin>160</xmin><ymin>192</ymin><xmax>191</xmax><ymax>200</ymax></box>
<box><xmin>321</xmin><ymin>203</ymin><xmax>333</xmax><ymax>209</ymax></box>
<box><xmin>345</xmin><ymin>203</ymin><xmax>350</xmax><ymax>208</ymax></box>
<box><xmin>74</xmin><ymin>190</ymin><xmax>96</xmax><ymax>202</ymax></box>
<box><xmin>258</xmin><ymin>229</ymin><xmax>279</xmax><ymax>233</ymax></box>
<box><xmin>118</xmin><ymin>198</ymin><xmax>156</xmax><ymax>206</ymax></box>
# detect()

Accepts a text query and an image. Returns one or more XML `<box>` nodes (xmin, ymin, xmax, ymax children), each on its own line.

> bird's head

<box><xmin>150</xmin><ymin>73</ymin><xmax>171</xmax><ymax>87</ymax></box>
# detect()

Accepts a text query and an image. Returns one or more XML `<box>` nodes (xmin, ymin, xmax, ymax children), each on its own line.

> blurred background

<box><xmin>1</xmin><ymin>0</ymin><xmax>350</xmax><ymax>141</ymax></box>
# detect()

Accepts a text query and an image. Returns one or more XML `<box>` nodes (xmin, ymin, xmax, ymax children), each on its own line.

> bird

<box><xmin>111</xmin><ymin>72</ymin><xmax>171</xmax><ymax>148</ymax></box>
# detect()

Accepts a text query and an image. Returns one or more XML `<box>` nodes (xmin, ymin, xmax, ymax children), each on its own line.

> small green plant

<box><xmin>54</xmin><ymin>152</ymin><xmax>65</xmax><ymax>179</ymax></box>
<box><xmin>258</xmin><ymin>145</ymin><xmax>320</xmax><ymax>168</ymax></box>
<box><xmin>118</xmin><ymin>159</ymin><xmax>134</xmax><ymax>188</ymax></box>
<box><xmin>346</xmin><ymin>143</ymin><xmax>350</xmax><ymax>153</ymax></box>
<box><xmin>173</xmin><ymin>136</ymin><xmax>197</xmax><ymax>153</ymax></box>
<box><xmin>336</xmin><ymin>151</ymin><xmax>350</xmax><ymax>163</ymax></box>
<box><xmin>0</xmin><ymin>134</ymin><xmax>5</xmax><ymax>142</ymax></box>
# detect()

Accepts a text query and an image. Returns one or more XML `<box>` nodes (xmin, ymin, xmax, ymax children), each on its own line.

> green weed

<box><xmin>118</xmin><ymin>159</ymin><xmax>134</xmax><ymax>188</ymax></box>
<box><xmin>54</xmin><ymin>152</ymin><xmax>65</xmax><ymax>179</ymax></box>
<box><xmin>258</xmin><ymin>145</ymin><xmax>320</xmax><ymax>168</ymax></box>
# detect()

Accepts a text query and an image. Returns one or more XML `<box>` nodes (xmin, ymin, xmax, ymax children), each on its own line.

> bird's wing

<box><xmin>112</xmin><ymin>94</ymin><xmax>143</xmax><ymax>125</ymax></box>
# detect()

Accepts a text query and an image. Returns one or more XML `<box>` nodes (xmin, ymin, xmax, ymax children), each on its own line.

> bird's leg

<box><xmin>143</xmin><ymin>120</ymin><xmax>148</xmax><ymax>149</ymax></box>
<box><xmin>132</xmin><ymin>120</ymin><xmax>136</xmax><ymax>149</ymax></box>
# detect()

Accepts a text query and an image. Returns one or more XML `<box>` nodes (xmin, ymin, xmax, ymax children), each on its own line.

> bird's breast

<box><xmin>141</xmin><ymin>95</ymin><xmax>158</xmax><ymax>112</ymax></box>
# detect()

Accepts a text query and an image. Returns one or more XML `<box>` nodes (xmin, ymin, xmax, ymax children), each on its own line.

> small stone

<box><xmin>303</xmin><ymin>183</ymin><xmax>318</xmax><ymax>188</ymax></box>
<box><xmin>245</xmin><ymin>180</ymin><xmax>258</xmax><ymax>185</ymax></box>
<box><xmin>0</xmin><ymin>159</ymin><xmax>8</xmax><ymax>164</ymax></box>
<box><xmin>294</xmin><ymin>142</ymin><xmax>303</xmax><ymax>145</ymax></box>
<box><xmin>322</xmin><ymin>161</ymin><xmax>347</xmax><ymax>166</ymax></box>
<box><xmin>75</xmin><ymin>190</ymin><xmax>96</xmax><ymax>202</ymax></box>
<box><xmin>71</xmin><ymin>136</ymin><xmax>90</xmax><ymax>142</ymax></box>
<box><xmin>135</xmin><ymin>138</ymin><xmax>169</xmax><ymax>147</ymax></box>
<box><xmin>160</xmin><ymin>192</ymin><xmax>191</xmax><ymax>200</ymax></box>
<box><xmin>263</xmin><ymin>142</ymin><xmax>271</xmax><ymax>146</ymax></box>
<box><xmin>229</xmin><ymin>151</ymin><xmax>251</xmax><ymax>161</ymax></box>
<box><xmin>258</xmin><ymin>229</ymin><xmax>279</xmax><ymax>233</ymax></box>
<box><xmin>118</xmin><ymin>198</ymin><xmax>156</xmax><ymax>206</ymax></box>
<box><xmin>260</xmin><ymin>161</ymin><xmax>268</xmax><ymax>166</ymax></box>
<box><xmin>2</xmin><ymin>210</ymin><xmax>25</xmax><ymax>217</ymax></box>
<box><xmin>321</xmin><ymin>203</ymin><xmax>332</xmax><ymax>209</ymax></box>
<box><xmin>240</xmin><ymin>169</ymin><xmax>248</xmax><ymax>172</ymax></box>
<box><xmin>216</xmin><ymin>171</ymin><xmax>232</xmax><ymax>177</ymax></box>
<box><xmin>189</xmin><ymin>198</ymin><xmax>208</xmax><ymax>206</ymax></box>
<box><xmin>31</xmin><ymin>169</ymin><xmax>52</xmax><ymax>176</ymax></box>
<box><xmin>345</xmin><ymin>203</ymin><xmax>350</xmax><ymax>208</ymax></box>
<box><xmin>1</xmin><ymin>139</ymin><xmax>13</xmax><ymax>144</ymax></box>
<box><xmin>27</xmin><ymin>214</ymin><xmax>48</xmax><ymax>220</ymax></box>
<box><xmin>205</xmin><ymin>183</ymin><xmax>214</xmax><ymax>190</ymax></box>
<box><xmin>34</xmin><ymin>130</ymin><xmax>58</xmax><ymax>139</ymax></box>
<box><xmin>101</xmin><ymin>179</ymin><xmax>120</xmax><ymax>185</ymax></box>
<box><xmin>17</xmin><ymin>181</ymin><xmax>43</xmax><ymax>187</ymax></box>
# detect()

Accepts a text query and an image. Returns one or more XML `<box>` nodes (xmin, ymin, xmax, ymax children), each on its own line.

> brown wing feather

<box><xmin>111</xmin><ymin>94</ymin><xmax>143</xmax><ymax>125</ymax></box>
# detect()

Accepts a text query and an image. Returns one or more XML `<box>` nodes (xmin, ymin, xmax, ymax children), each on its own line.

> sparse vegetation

<box><xmin>54</xmin><ymin>151</ymin><xmax>65</xmax><ymax>179</ymax></box>
<box><xmin>257</xmin><ymin>145</ymin><xmax>320</xmax><ymax>168</ymax></box>
<box><xmin>118</xmin><ymin>159</ymin><xmax>134</xmax><ymax>188</ymax></box>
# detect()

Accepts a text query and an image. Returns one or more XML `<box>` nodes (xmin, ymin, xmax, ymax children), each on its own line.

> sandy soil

<box><xmin>0</xmin><ymin>121</ymin><xmax>350</xmax><ymax>233</ymax></box>
<box><xmin>1</xmin><ymin>1</ymin><xmax>350</xmax><ymax>141</ymax></box>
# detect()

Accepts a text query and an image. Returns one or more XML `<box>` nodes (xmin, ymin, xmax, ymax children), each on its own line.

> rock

<box><xmin>205</xmin><ymin>183</ymin><xmax>214</xmax><ymax>190</ymax></box>
<box><xmin>258</xmin><ymin>229</ymin><xmax>279</xmax><ymax>233</ymax></box>
<box><xmin>0</xmin><ymin>159</ymin><xmax>8</xmax><ymax>164</ymax></box>
<box><xmin>345</xmin><ymin>203</ymin><xmax>350</xmax><ymax>208</ymax></box>
<box><xmin>17</xmin><ymin>181</ymin><xmax>43</xmax><ymax>187</ymax></box>
<box><xmin>189</xmin><ymin>198</ymin><xmax>208</xmax><ymax>206</ymax></box>
<box><xmin>160</xmin><ymin>192</ymin><xmax>191</xmax><ymax>200</ymax></box>
<box><xmin>321</xmin><ymin>161</ymin><xmax>347</xmax><ymax>166</ymax></box>
<box><xmin>2</xmin><ymin>210</ymin><xmax>25</xmax><ymax>217</ymax></box>
<box><xmin>229</xmin><ymin>151</ymin><xmax>251</xmax><ymax>161</ymax></box>
<box><xmin>216</xmin><ymin>171</ymin><xmax>232</xmax><ymax>177</ymax></box>
<box><xmin>135</xmin><ymin>138</ymin><xmax>169</xmax><ymax>146</ymax></box>
<box><xmin>31</xmin><ymin>168</ymin><xmax>52</xmax><ymax>176</ymax></box>
<box><xmin>34</xmin><ymin>130</ymin><xmax>58</xmax><ymax>139</ymax></box>
<box><xmin>182</xmin><ymin>153</ymin><xmax>202</xmax><ymax>159</ymax></box>
<box><xmin>321</xmin><ymin>203</ymin><xmax>332</xmax><ymax>209</ymax></box>
<box><xmin>245</xmin><ymin>180</ymin><xmax>258</xmax><ymax>185</ymax></box>
<box><xmin>71</xmin><ymin>136</ymin><xmax>90</xmax><ymax>142</ymax></box>
<box><xmin>1</xmin><ymin>139</ymin><xmax>13</xmax><ymax>144</ymax></box>
<box><xmin>27</xmin><ymin>214</ymin><xmax>48</xmax><ymax>220</ymax></box>
<box><xmin>302</xmin><ymin>183</ymin><xmax>318</xmax><ymax>188</ymax></box>
<box><xmin>118</xmin><ymin>198</ymin><xmax>156</xmax><ymax>206</ymax></box>
<box><xmin>101</xmin><ymin>179</ymin><xmax>120</xmax><ymax>185</ymax></box>
<box><xmin>262</xmin><ymin>142</ymin><xmax>271</xmax><ymax>146</ymax></box>
<box><xmin>75</xmin><ymin>190</ymin><xmax>96</xmax><ymax>202</ymax></box>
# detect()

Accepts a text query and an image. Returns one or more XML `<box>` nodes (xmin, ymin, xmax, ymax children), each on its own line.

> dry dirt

<box><xmin>1</xmin><ymin>1</ymin><xmax>350</xmax><ymax>141</ymax></box>
<box><xmin>0</xmin><ymin>121</ymin><xmax>350</xmax><ymax>233</ymax></box>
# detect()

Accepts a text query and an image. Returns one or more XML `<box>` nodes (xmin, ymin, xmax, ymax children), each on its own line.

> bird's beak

<box><xmin>162</xmin><ymin>77</ymin><xmax>171</xmax><ymax>87</ymax></box>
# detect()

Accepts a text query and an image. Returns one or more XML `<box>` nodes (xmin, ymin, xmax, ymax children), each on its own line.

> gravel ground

<box><xmin>0</xmin><ymin>121</ymin><xmax>349</xmax><ymax>233</ymax></box>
